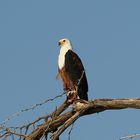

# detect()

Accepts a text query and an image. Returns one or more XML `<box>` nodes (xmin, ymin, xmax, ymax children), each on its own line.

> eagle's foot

<box><xmin>66</xmin><ymin>90</ymin><xmax>77</xmax><ymax>104</ymax></box>
<box><xmin>67</xmin><ymin>90</ymin><xmax>76</xmax><ymax>96</ymax></box>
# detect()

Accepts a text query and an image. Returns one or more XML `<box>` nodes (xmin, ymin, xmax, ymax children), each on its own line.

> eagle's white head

<box><xmin>58</xmin><ymin>38</ymin><xmax>73</xmax><ymax>49</ymax></box>
<box><xmin>58</xmin><ymin>38</ymin><xmax>73</xmax><ymax>69</ymax></box>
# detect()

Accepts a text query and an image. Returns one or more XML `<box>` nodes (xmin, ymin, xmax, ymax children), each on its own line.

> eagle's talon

<box><xmin>67</xmin><ymin>90</ymin><xmax>76</xmax><ymax>96</ymax></box>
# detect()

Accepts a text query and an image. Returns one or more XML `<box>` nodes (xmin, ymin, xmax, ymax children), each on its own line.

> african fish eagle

<box><xmin>57</xmin><ymin>38</ymin><xmax>88</xmax><ymax>101</ymax></box>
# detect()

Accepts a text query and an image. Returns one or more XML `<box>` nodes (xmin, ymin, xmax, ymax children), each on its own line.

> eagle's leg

<box><xmin>66</xmin><ymin>89</ymin><xmax>77</xmax><ymax>104</ymax></box>
<box><xmin>63</xmin><ymin>82</ymin><xmax>77</xmax><ymax>103</ymax></box>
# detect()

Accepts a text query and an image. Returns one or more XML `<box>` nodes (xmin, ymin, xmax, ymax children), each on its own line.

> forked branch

<box><xmin>25</xmin><ymin>98</ymin><xmax>140</xmax><ymax>140</ymax></box>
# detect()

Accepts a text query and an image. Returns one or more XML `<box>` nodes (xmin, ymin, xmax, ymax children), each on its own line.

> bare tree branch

<box><xmin>119</xmin><ymin>134</ymin><xmax>140</xmax><ymax>140</ymax></box>
<box><xmin>0</xmin><ymin>92</ymin><xmax>65</xmax><ymax>126</ymax></box>
<box><xmin>24</xmin><ymin>98</ymin><xmax>140</xmax><ymax>140</ymax></box>
<box><xmin>51</xmin><ymin>110</ymin><xmax>82</xmax><ymax>140</ymax></box>
<box><xmin>0</xmin><ymin>126</ymin><xmax>26</xmax><ymax>139</ymax></box>
<box><xmin>1</xmin><ymin>98</ymin><xmax>140</xmax><ymax>140</ymax></box>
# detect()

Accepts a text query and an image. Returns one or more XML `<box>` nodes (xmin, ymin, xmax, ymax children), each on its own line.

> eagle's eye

<box><xmin>63</xmin><ymin>40</ymin><xmax>66</xmax><ymax>42</ymax></box>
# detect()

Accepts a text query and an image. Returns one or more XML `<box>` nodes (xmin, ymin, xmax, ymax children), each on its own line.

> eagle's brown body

<box><xmin>60</xmin><ymin>67</ymin><xmax>75</xmax><ymax>92</ymax></box>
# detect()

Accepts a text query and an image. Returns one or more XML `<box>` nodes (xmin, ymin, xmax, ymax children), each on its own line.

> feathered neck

<box><xmin>58</xmin><ymin>45</ymin><xmax>72</xmax><ymax>69</ymax></box>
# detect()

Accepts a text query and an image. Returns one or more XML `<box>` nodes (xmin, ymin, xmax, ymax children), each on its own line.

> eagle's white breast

<box><xmin>58</xmin><ymin>45</ymin><xmax>72</xmax><ymax>69</ymax></box>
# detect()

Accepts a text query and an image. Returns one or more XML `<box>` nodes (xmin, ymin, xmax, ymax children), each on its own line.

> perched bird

<box><xmin>57</xmin><ymin>38</ymin><xmax>88</xmax><ymax>102</ymax></box>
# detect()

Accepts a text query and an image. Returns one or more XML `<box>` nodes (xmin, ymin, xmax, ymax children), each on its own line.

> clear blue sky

<box><xmin>0</xmin><ymin>0</ymin><xmax>140</xmax><ymax>140</ymax></box>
